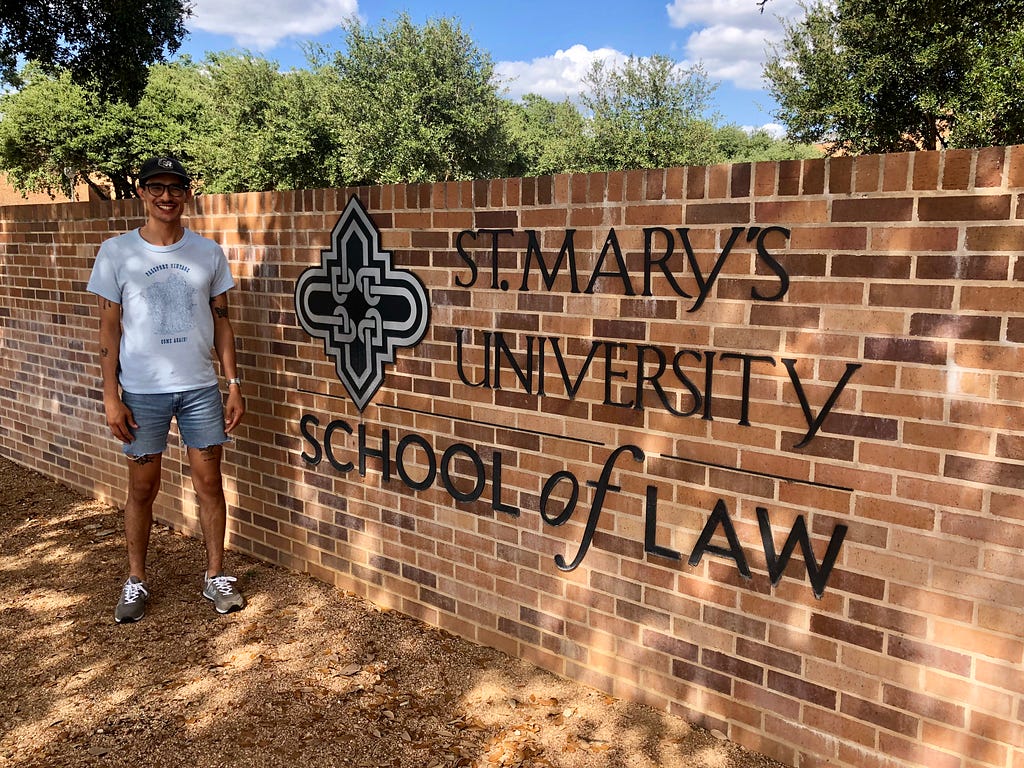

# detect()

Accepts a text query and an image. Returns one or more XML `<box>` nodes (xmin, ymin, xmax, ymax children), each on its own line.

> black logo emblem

<box><xmin>295</xmin><ymin>196</ymin><xmax>429</xmax><ymax>411</ymax></box>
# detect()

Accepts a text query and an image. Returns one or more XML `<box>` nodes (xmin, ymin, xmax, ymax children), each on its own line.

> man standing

<box><xmin>87</xmin><ymin>155</ymin><xmax>247</xmax><ymax>623</ymax></box>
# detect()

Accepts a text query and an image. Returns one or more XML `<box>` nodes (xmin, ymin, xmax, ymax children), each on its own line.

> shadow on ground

<box><xmin>0</xmin><ymin>456</ymin><xmax>787</xmax><ymax>768</ymax></box>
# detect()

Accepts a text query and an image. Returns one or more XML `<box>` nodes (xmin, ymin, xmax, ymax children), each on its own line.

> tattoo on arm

<box><xmin>100</xmin><ymin>347</ymin><xmax>109</xmax><ymax>358</ymax></box>
<box><xmin>215</xmin><ymin>306</ymin><xmax>228</xmax><ymax>319</ymax></box>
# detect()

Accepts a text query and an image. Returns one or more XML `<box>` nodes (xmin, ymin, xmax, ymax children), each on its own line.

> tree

<box><xmin>580</xmin><ymin>54</ymin><xmax>720</xmax><ymax>171</ymax></box>
<box><xmin>0</xmin><ymin>0</ymin><xmax>191</xmax><ymax>104</ymax></box>
<box><xmin>764</xmin><ymin>0</ymin><xmax>1024</xmax><ymax>153</ymax></box>
<box><xmin>0</xmin><ymin>65</ymin><xmax>136</xmax><ymax>199</ymax></box>
<box><xmin>332</xmin><ymin>14</ymin><xmax>514</xmax><ymax>184</ymax></box>
<box><xmin>0</xmin><ymin>60</ymin><xmax>211</xmax><ymax>199</ymax></box>
<box><xmin>503</xmin><ymin>94</ymin><xmax>589</xmax><ymax>177</ymax></box>
<box><xmin>191</xmin><ymin>52</ymin><xmax>350</xmax><ymax>192</ymax></box>
<box><xmin>714</xmin><ymin>124</ymin><xmax>821</xmax><ymax>162</ymax></box>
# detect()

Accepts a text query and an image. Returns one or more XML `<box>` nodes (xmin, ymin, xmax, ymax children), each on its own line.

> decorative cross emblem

<box><xmin>295</xmin><ymin>196</ymin><xmax>430</xmax><ymax>411</ymax></box>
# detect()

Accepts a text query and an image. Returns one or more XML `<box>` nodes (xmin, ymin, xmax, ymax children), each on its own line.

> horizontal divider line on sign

<box><xmin>660</xmin><ymin>453</ymin><xmax>855</xmax><ymax>493</ymax></box>
<box><xmin>295</xmin><ymin>388</ymin><xmax>607</xmax><ymax>447</ymax></box>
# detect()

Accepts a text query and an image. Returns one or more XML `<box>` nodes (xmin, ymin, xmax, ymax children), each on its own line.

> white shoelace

<box><xmin>122</xmin><ymin>580</ymin><xmax>148</xmax><ymax>604</ymax></box>
<box><xmin>207</xmin><ymin>575</ymin><xmax>238</xmax><ymax>595</ymax></box>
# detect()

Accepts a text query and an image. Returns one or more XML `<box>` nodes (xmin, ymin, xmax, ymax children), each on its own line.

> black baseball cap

<box><xmin>138</xmin><ymin>155</ymin><xmax>190</xmax><ymax>185</ymax></box>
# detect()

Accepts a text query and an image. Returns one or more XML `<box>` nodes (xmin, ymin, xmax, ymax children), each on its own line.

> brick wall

<box><xmin>2</xmin><ymin>146</ymin><xmax>1022</xmax><ymax>768</ymax></box>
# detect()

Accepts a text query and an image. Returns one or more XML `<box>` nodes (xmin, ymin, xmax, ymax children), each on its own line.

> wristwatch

<box><xmin>227</xmin><ymin>377</ymin><xmax>242</xmax><ymax>388</ymax></box>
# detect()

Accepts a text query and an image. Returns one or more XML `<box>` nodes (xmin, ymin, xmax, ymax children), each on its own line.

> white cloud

<box><xmin>665</xmin><ymin>0</ymin><xmax>802</xmax><ymax>90</ymax></box>
<box><xmin>666</xmin><ymin>0</ymin><xmax>800</xmax><ymax>30</ymax></box>
<box><xmin>189</xmin><ymin>0</ymin><xmax>359</xmax><ymax>49</ymax></box>
<box><xmin>495</xmin><ymin>44</ymin><xmax>627</xmax><ymax>101</ymax></box>
<box><xmin>741</xmin><ymin>122</ymin><xmax>787</xmax><ymax>138</ymax></box>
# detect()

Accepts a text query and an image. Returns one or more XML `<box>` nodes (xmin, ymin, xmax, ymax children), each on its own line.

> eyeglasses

<box><xmin>142</xmin><ymin>182</ymin><xmax>188</xmax><ymax>198</ymax></box>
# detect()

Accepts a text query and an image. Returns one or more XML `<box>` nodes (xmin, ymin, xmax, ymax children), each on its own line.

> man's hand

<box><xmin>224</xmin><ymin>388</ymin><xmax>245</xmax><ymax>433</ymax></box>
<box><xmin>104</xmin><ymin>394</ymin><xmax>137</xmax><ymax>444</ymax></box>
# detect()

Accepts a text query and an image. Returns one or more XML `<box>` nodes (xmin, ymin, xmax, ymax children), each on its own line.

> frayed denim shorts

<box><xmin>121</xmin><ymin>385</ymin><xmax>228</xmax><ymax>458</ymax></box>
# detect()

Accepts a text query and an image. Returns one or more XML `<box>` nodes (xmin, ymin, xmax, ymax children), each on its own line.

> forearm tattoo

<box><xmin>210</xmin><ymin>297</ymin><xmax>229</xmax><ymax>319</ymax></box>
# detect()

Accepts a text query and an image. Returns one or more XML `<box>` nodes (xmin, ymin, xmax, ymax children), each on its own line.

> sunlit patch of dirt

<box><xmin>0</xmin><ymin>456</ymin><xmax>789</xmax><ymax>768</ymax></box>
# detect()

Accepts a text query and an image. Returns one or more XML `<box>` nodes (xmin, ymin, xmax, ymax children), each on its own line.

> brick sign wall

<box><xmin>2</xmin><ymin>146</ymin><xmax>1022</xmax><ymax>768</ymax></box>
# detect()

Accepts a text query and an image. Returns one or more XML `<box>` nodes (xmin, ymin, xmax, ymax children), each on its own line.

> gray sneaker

<box><xmin>115</xmin><ymin>576</ymin><xmax>149</xmax><ymax>623</ymax></box>
<box><xmin>202</xmin><ymin>573</ymin><xmax>246</xmax><ymax>614</ymax></box>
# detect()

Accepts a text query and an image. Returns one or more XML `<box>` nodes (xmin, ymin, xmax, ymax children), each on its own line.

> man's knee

<box><xmin>127</xmin><ymin>454</ymin><xmax>162</xmax><ymax>502</ymax></box>
<box><xmin>190</xmin><ymin>445</ymin><xmax>224</xmax><ymax>499</ymax></box>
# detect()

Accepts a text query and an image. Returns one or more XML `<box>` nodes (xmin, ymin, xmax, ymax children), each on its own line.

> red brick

<box><xmin>909</xmin><ymin>313</ymin><xmax>1002</xmax><ymax>340</ymax></box>
<box><xmin>832</xmin><ymin>197</ymin><xmax>913</xmax><ymax>222</ymax></box>
<box><xmin>731</xmin><ymin>162</ymin><xmax>752</xmax><ymax>198</ymax></box>
<box><xmin>941</xmin><ymin>148</ymin><xmax>974</xmax><ymax>190</ymax></box>
<box><xmin>913</xmin><ymin>151</ymin><xmax>941</xmax><ymax>190</ymax></box>
<box><xmin>684</xmin><ymin>201</ymin><xmax>750</xmax><ymax>224</ymax></box>
<box><xmin>966</xmin><ymin>226</ymin><xmax>1024</xmax><ymax>251</ymax></box>
<box><xmin>944</xmin><ymin>456</ymin><xmax>1024</xmax><ymax>491</ymax></box>
<box><xmin>882</xmin><ymin>152</ymin><xmax>911</xmax><ymax>191</ymax></box>
<box><xmin>831</xmin><ymin>254</ymin><xmax>911</xmax><ymax>279</ymax></box>
<box><xmin>778</xmin><ymin>159</ymin><xmax>802</xmax><ymax>195</ymax></box>
<box><xmin>753</xmin><ymin>161</ymin><xmax>777</xmax><ymax>196</ymax></box>
<box><xmin>916</xmin><ymin>254</ymin><xmax>1011</xmax><ymax>280</ymax></box>
<box><xmin>755</xmin><ymin>200</ymin><xmax>828</xmax><ymax>223</ymax></box>
<box><xmin>871</xmin><ymin>226</ymin><xmax>958</xmax><ymax>252</ymax></box>
<box><xmin>919</xmin><ymin>194</ymin><xmax>1011</xmax><ymax>221</ymax></box>
<box><xmin>868</xmin><ymin>284</ymin><xmax>955</xmax><ymax>309</ymax></box>
<box><xmin>802</xmin><ymin>159</ymin><xmax>825</xmax><ymax>195</ymax></box>
<box><xmin>828</xmin><ymin>156</ymin><xmax>853</xmax><ymax>194</ymax></box>
<box><xmin>976</xmin><ymin>146</ymin><xmax>1006</xmax><ymax>187</ymax></box>
<box><xmin>854</xmin><ymin>155</ymin><xmax>882</xmax><ymax>192</ymax></box>
<box><xmin>686</xmin><ymin>165</ymin><xmax>706</xmax><ymax>199</ymax></box>
<box><xmin>790</xmin><ymin>226</ymin><xmax>867</xmax><ymax>250</ymax></box>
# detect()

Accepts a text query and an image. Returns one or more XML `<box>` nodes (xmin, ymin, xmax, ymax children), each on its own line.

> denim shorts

<box><xmin>121</xmin><ymin>385</ymin><xmax>229</xmax><ymax>457</ymax></box>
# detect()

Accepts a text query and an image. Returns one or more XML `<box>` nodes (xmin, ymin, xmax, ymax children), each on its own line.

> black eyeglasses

<box><xmin>142</xmin><ymin>182</ymin><xmax>188</xmax><ymax>198</ymax></box>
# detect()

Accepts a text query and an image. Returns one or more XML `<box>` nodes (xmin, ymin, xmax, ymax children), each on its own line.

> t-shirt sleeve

<box><xmin>85</xmin><ymin>242</ymin><xmax>121</xmax><ymax>304</ymax></box>
<box><xmin>209</xmin><ymin>244</ymin><xmax>236</xmax><ymax>298</ymax></box>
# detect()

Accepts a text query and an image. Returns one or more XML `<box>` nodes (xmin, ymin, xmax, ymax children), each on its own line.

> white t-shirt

<box><xmin>87</xmin><ymin>228</ymin><xmax>235</xmax><ymax>394</ymax></box>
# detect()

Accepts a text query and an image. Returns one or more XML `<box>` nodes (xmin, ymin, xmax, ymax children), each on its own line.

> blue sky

<box><xmin>177</xmin><ymin>0</ymin><xmax>803</xmax><ymax>133</ymax></box>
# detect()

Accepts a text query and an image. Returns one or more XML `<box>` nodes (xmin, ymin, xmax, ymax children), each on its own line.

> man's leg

<box><xmin>187</xmin><ymin>444</ymin><xmax>227</xmax><ymax>576</ymax></box>
<box><xmin>189</xmin><ymin>443</ymin><xmax>246</xmax><ymax>614</ymax></box>
<box><xmin>125</xmin><ymin>454</ymin><xmax>163</xmax><ymax>581</ymax></box>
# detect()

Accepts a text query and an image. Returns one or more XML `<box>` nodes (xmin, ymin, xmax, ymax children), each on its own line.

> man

<box><xmin>87</xmin><ymin>155</ymin><xmax>247</xmax><ymax>623</ymax></box>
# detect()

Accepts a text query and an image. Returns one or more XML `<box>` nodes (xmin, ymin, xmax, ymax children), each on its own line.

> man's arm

<box><xmin>211</xmin><ymin>291</ymin><xmax>245</xmax><ymax>433</ymax></box>
<box><xmin>96</xmin><ymin>296</ymin><xmax>136</xmax><ymax>443</ymax></box>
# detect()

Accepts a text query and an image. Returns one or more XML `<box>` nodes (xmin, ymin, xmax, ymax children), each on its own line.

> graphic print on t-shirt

<box><xmin>144</xmin><ymin>270</ymin><xmax>197</xmax><ymax>339</ymax></box>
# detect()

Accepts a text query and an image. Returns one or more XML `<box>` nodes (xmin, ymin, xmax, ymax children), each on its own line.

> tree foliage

<box><xmin>333</xmin><ymin>14</ymin><xmax>513</xmax><ymax>184</ymax></box>
<box><xmin>503</xmin><ymin>95</ymin><xmax>589</xmax><ymax>176</ymax></box>
<box><xmin>0</xmin><ymin>0</ymin><xmax>191</xmax><ymax>104</ymax></box>
<box><xmin>0</xmin><ymin>14</ymin><xmax>818</xmax><ymax>199</ymax></box>
<box><xmin>765</xmin><ymin>0</ymin><xmax>1024</xmax><ymax>153</ymax></box>
<box><xmin>581</xmin><ymin>55</ymin><xmax>720</xmax><ymax>170</ymax></box>
<box><xmin>0</xmin><ymin>65</ymin><xmax>136</xmax><ymax>199</ymax></box>
<box><xmin>188</xmin><ymin>53</ymin><xmax>350</xmax><ymax>193</ymax></box>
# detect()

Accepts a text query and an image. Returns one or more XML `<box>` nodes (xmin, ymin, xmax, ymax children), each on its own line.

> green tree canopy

<box><xmin>332</xmin><ymin>14</ymin><xmax>513</xmax><ymax>184</ymax></box>
<box><xmin>580</xmin><ymin>54</ymin><xmax>720</xmax><ymax>170</ymax></box>
<box><xmin>764</xmin><ymin>0</ymin><xmax>1024</xmax><ymax>153</ymax></box>
<box><xmin>0</xmin><ymin>0</ymin><xmax>191</xmax><ymax>104</ymax></box>
<box><xmin>188</xmin><ymin>52</ymin><xmax>351</xmax><ymax>193</ymax></box>
<box><xmin>503</xmin><ymin>94</ymin><xmax>589</xmax><ymax>177</ymax></box>
<box><xmin>0</xmin><ymin>14</ymin><xmax>821</xmax><ymax>199</ymax></box>
<box><xmin>0</xmin><ymin>65</ymin><xmax>136</xmax><ymax>199</ymax></box>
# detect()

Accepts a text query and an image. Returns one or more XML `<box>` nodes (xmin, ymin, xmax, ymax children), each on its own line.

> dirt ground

<box><xmin>0</xmin><ymin>455</ymin><xmax>789</xmax><ymax>768</ymax></box>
